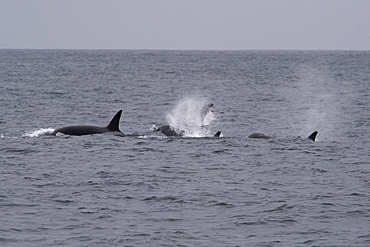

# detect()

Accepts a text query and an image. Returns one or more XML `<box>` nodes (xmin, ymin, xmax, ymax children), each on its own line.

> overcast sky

<box><xmin>1</xmin><ymin>0</ymin><xmax>369</xmax><ymax>50</ymax></box>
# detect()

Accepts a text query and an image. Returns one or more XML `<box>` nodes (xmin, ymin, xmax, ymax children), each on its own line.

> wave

<box><xmin>22</xmin><ymin>128</ymin><xmax>55</xmax><ymax>138</ymax></box>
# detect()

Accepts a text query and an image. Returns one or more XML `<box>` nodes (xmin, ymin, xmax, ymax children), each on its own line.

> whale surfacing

<box><xmin>248</xmin><ymin>131</ymin><xmax>318</xmax><ymax>141</ymax></box>
<box><xmin>52</xmin><ymin>110</ymin><xmax>125</xmax><ymax>137</ymax></box>
<box><xmin>248</xmin><ymin>133</ymin><xmax>272</xmax><ymax>139</ymax></box>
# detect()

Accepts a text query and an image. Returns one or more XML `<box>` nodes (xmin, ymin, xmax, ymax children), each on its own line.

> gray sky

<box><xmin>1</xmin><ymin>0</ymin><xmax>369</xmax><ymax>50</ymax></box>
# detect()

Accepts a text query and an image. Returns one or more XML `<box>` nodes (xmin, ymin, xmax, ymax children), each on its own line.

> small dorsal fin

<box><xmin>106</xmin><ymin>110</ymin><xmax>123</xmax><ymax>132</ymax></box>
<box><xmin>308</xmin><ymin>131</ymin><xmax>318</xmax><ymax>141</ymax></box>
<box><xmin>214</xmin><ymin>131</ymin><xmax>221</xmax><ymax>137</ymax></box>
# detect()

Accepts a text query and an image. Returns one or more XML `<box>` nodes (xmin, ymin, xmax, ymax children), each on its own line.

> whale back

<box><xmin>53</xmin><ymin>125</ymin><xmax>106</xmax><ymax>136</ymax></box>
<box><xmin>52</xmin><ymin>110</ymin><xmax>124</xmax><ymax>136</ymax></box>
<box><xmin>248</xmin><ymin>133</ymin><xmax>272</xmax><ymax>139</ymax></box>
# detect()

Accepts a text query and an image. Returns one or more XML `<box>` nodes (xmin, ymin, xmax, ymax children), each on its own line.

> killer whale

<box><xmin>52</xmin><ymin>110</ymin><xmax>125</xmax><ymax>137</ymax></box>
<box><xmin>248</xmin><ymin>131</ymin><xmax>318</xmax><ymax>141</ymax></box>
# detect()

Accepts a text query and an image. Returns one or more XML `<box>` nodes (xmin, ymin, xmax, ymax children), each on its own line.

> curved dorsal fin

<box><xmin>308</xmin><ymin>131</ymin><xmax>318</xmax><ymax>141</ymax></box>
<box><xmin>106</xmin><ymin>110</ymin><xmax>123</xmax><ymax>132</ymax></box>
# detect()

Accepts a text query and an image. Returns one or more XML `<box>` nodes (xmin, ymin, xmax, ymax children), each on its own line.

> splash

<box><xmin>293</xmin><ymin>65</ymin><xmax>338</xmax><ymax>140</ymax></box>
<box><xmin>22</xmin><ymin>128</ymin><xmax>55</xmax><ymax>138</ymax></box>
<box><xmin>165</xmin><ymin>96</ymin><xmax>216</xmax><ymax>137</ymax></box>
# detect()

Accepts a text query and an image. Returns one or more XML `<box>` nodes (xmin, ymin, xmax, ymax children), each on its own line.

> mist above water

<box><xmin>165</xmin><ymin>96</ymin><xmax>216</xmax><ymax>137</ymax></box>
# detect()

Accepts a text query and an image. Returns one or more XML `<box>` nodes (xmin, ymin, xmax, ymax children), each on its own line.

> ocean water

<box><xmin>0</xmin><ymin>50</ymin><xmax>369</xmax><ymax>246</ymax></box>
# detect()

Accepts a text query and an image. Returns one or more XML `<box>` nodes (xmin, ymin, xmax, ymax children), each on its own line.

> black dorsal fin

<box><xmin>214</xmin><ymin>131</ymin><xmax>221</xmax><ymax>137</ymax></box>
<box><xmin>308</xmin><ymin>131</ymin><xmax>318</xmax><ymax>141</ymax></box>
<box><xmin>106</xmin><ymin>110</ymin><xmax>123</xmax><ymax>132</ymax></box>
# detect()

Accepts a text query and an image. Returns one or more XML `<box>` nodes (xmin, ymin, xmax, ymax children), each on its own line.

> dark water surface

<box><xmin>1</xmin><ymin>50</ymin><xmax>369</xmax><ymax>246</ymax></box>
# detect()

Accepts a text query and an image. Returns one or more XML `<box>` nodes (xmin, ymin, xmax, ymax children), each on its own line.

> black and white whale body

<box><xmin>248</xmin><ymin>131</ymin><xmax>318</xmax><ymax>141</ymax></box>
<box><xmin>52</xmin><ymin>110</ymin><xmax>125</xmax><ymax>137</ymax></box>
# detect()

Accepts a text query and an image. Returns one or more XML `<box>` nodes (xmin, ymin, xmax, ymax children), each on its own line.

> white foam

<box><xmin>165</xmin><ymin>96</ymin><xmax>216</xmax><ymax>137</ymax></box>
<box><xmin>22</xmin><ymin>128</ymin><xmax>55</xmax><ymax>138</ymax></box>
<box><xmin>150</xmin><ymin>125</ymin><xmax>158</xmax><ymax>131</ymax></box>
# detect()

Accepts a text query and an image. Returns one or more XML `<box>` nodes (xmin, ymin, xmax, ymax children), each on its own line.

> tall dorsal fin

<box><xmin>308</xmin><ymin>131</ymin><xmax>318</xmax><ymax>141</ymax></box>
<box><xmin>106</xmin><ymin>110</ymin><xmax>123</xmax><ymax>132</ymax></box>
